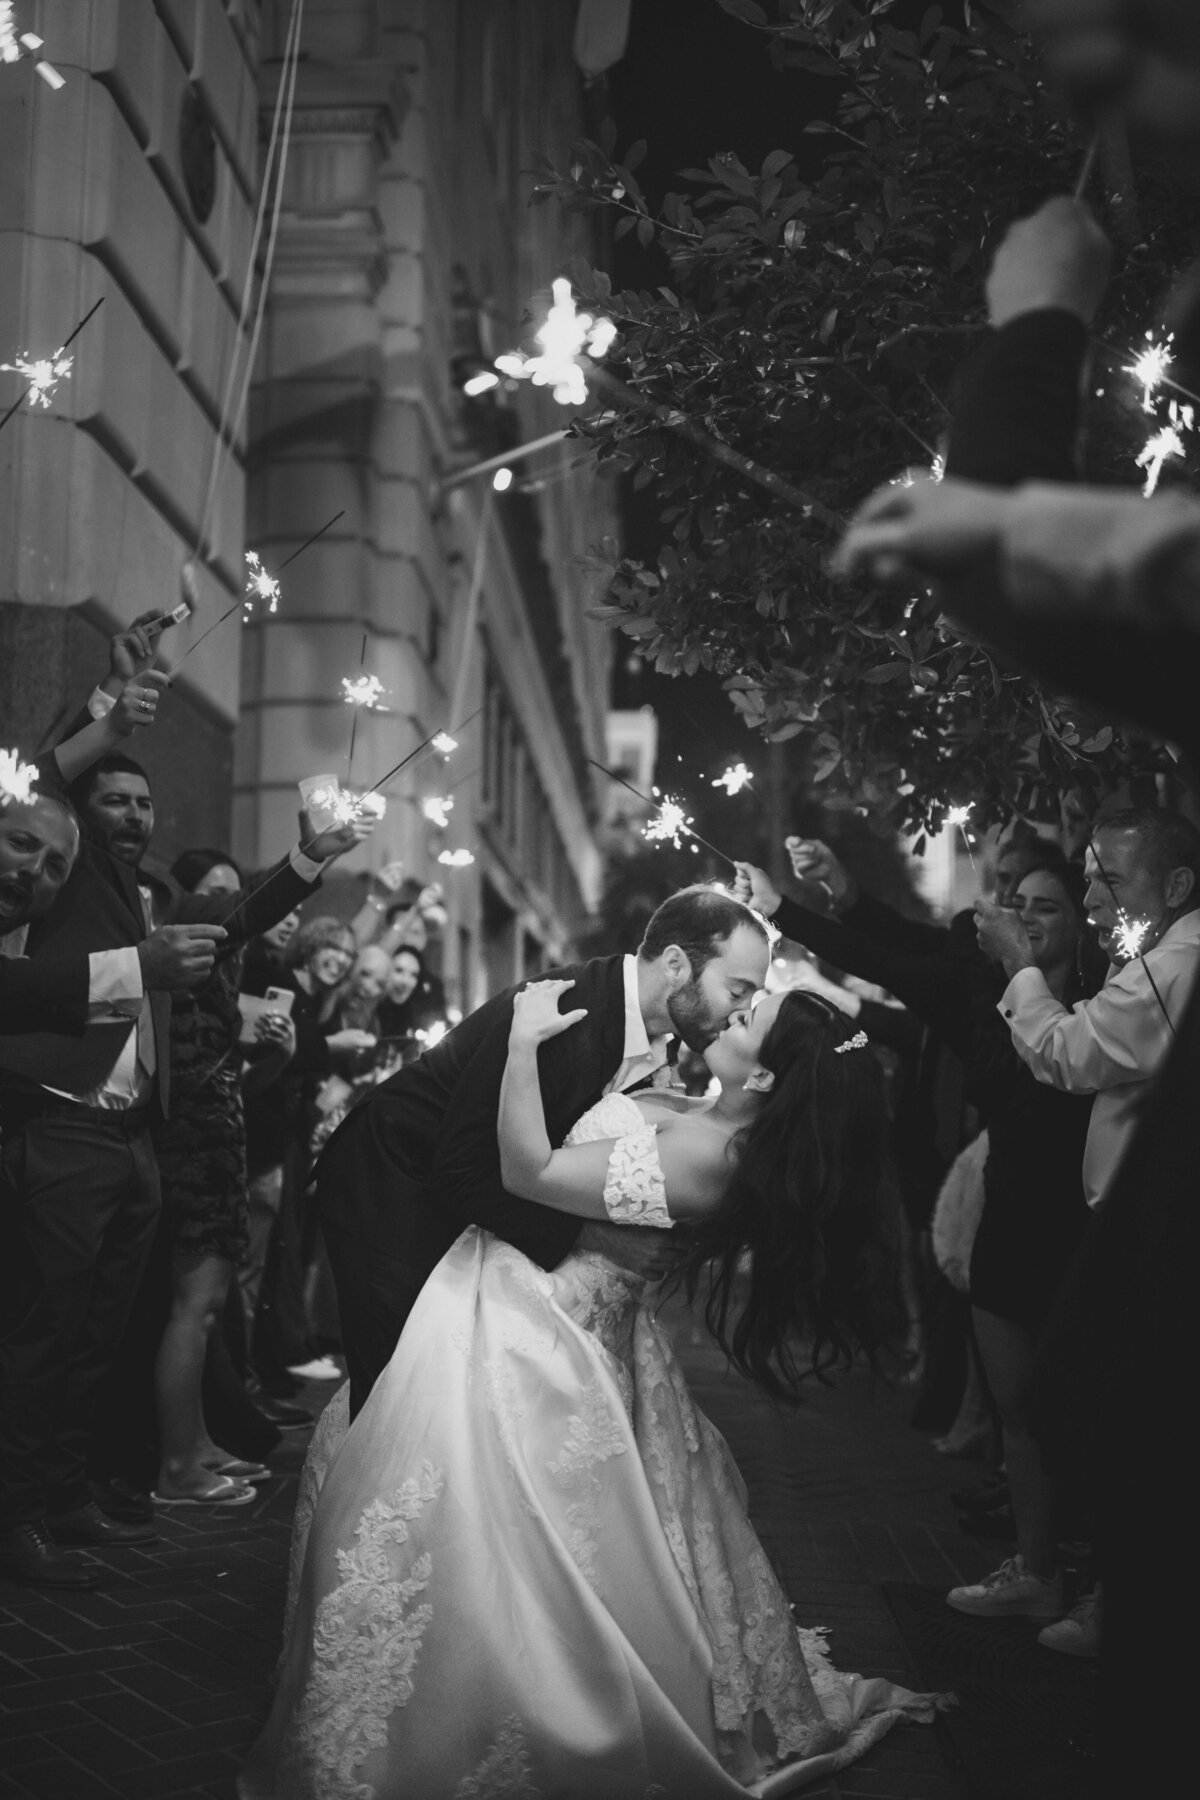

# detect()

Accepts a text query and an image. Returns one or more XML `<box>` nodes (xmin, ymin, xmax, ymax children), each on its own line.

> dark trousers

<box><xmin>0</xmin><ymin>1102</ymin><xmax>161</xmax><ymax>1525</ymax></box>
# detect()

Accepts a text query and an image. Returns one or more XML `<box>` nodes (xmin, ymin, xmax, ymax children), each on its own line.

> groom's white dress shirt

<box><xmin>603</xmin><ymin>954</ymin><xmax>670</xmax><ymax>1095</ymax></box>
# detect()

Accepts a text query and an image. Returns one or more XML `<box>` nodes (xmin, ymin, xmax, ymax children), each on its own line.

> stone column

<box><xmin>237</xmin><ymin>3</ymin><xmax>407</xmax><ymax>869</ymax></box>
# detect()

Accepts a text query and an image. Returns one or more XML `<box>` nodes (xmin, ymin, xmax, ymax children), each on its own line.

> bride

<box><xmin>241</xmin><ymin>981</ymin><xmax>941</xmax><ymax>1799</ymax></box>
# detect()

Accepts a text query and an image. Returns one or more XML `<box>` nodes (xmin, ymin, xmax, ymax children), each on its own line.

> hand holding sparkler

<box><xmin>974</xmin><ymin>897</ymin><xmax>1035</xmax><ymax>976</ymax></box>
<box><xmin>110</xmin><ymin>670</ymin><xmax>171</xmax><ymax>738</ymax></box>
<box><xmin>299</xmin><ymin>808</ymin><xmax>381</xmax><ymax>862</ymax></box>
<box><xmin>785</xmin><ymin>837</ymin><xmax>857</xmax><ymax>912</ymax></box>
<box><xmin>732</xmin><ymin>862</ymin><xmax>782</xmax><ymax>919</ymax></box>
<box><xmin>985</xmin><ymin>197</ymin><xmax>1112</xmax><ymax>330</ymax></box>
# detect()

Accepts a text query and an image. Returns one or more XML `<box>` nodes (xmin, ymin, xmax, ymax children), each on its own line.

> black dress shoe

<box><xmin>47</xmin><ymin>1501</ymin><xmax>156</xmax><ymax>1546</ymax></box>
<box><xmin>89</xmin><ymin>1477</ymin><xmax>156</xmax><ymax>1525</ymax></box>
<box><xmin>0</xmin><ymin>1521</ymin><xmax>101</xmax><ymax>1589</ymax></box>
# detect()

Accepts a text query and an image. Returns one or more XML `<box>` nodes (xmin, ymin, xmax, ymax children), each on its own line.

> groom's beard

<box><xmin>666</xmin><ymin>979</ymin><xmax>722</xmax><ymax>1054</ymax></box>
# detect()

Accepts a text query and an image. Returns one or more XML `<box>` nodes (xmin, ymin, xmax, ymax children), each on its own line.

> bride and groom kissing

<box><xmin>241</xmin><ymin>886</ymin><xmax>941</xmax><ymax>1799</ymax></box>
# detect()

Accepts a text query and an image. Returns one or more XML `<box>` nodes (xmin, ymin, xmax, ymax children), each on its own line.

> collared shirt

<box><xmin>999</xmin><ymin>909</ymin><xmax>1200</xmax><ymax>1206</ymax></box>
<box><xmin>603</xmin><ymin>954</ymin><xmax>670</xmax><ymax>1095</ymax></box>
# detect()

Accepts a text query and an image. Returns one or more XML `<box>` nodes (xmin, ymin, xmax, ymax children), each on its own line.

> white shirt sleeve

<box><xmin>88</xmin><ymin>686</ymin><xmax>117</xmax><ymax>720</ymax></box>
<box><xmin>999</xmin><ymin>962</ymin><xmax>1173</xmax><ymax>1094</ymax></box>
<box><xmin>87</xmin><ymin>946</ymin><xmax>144</xmax><ymax>1018</ymax></box>
<box><xmin>289</xmin><ymin>847</ymin><xmax>323</xmax><ymax>883</ymax></box>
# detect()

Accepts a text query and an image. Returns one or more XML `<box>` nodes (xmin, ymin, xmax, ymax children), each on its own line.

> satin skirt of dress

<box><xmin>241</xmin><ymin>1229</ymin><xmax>940</xmax><ymax>1799</ymax></box>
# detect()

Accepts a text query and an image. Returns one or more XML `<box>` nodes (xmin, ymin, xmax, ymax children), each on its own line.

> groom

<box><xmin>316</xmin><ymin>886</ymin><xmax>771</xmax><ymax>1414</ymax></box>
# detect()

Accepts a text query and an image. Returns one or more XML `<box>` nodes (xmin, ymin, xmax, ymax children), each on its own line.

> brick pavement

<box><xmin>0</xmin><ymin>1319</ymin><xmax>996</xmax><ymax>1800</ymax></box>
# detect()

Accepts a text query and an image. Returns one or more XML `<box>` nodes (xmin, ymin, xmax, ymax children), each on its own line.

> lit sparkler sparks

<box><xmin>438</xmin><ymin>847</ymin><xmax>475</xmax><ymax>867</ymax></box>
<box><xmin>0</xmin><ymin>348</ymin><xmax>72</xmax><ymax>408</ymax></box>
<box><xmin>431</xmin><ymin>732</ymin><xmax>458</xmax><ymax>756</ymax></box>
<box><xmin>1113</xmin><ymin>913</ymin><xmax>1152</xmax><ymax>961</ymax></box>
<box><xmin>421</xmin><ymin>795</ymin><xmax>454</xmax><ymax>829</ymax></box>
<box><xmin>1125</xmin><ymin>333</ymin><xmax>1173</xmax><ymax>413</ymax></box>
<box><xmin>643</xmin><ymin>792</ymin><xmax>699</xmax><ymax>854</ymax></box>
<box><xmin>712</xmin><ymin>762</ymin><xmax>754</xmax><ymax>795</ymax></box>
<box><xmin>0</xmin><ymin>6</ymin><xmax>64</xmax><ymax>86</ymax></box>
<box><xmin>944</xmin><ymin>802</ymin><xmax>979</xmax><ymax>874</ymax></box>
<box><xmin>305</xmin><ymin>781</ymin><xmax>387</xmax><ymax>827</ymax></box>
<box><xmin>341</xmin><ymin>673</ymin><xmax>386</xmax><ymax>710</ymax></box>
<box><xmin>415</xmin><ymin>1020</ymin><xmax>449</xmax><ymax>1049</ymax></box>
<box><xmin>1136</xmin><ymin>402</ymin><xmax>1192</xmax><ymax>497</ymax></box>
<box><xmin>244</xmin><ymin>551</ymin><xmax>281</xmax><ymax>616</ymax></box>
<box><xmin>0</xmin><ymin>748</ymin><xmax>38</xmax><ymax>808</ymax></box>
<box><xmin>494</xmin><ymin>278</ymin><xmax>616</xmax><ymax>407</ymax></box>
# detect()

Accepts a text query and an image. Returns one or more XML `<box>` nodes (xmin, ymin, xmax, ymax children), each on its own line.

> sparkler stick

<box><xmin>272</xmin><ymin>509</ymin><xmax>346</xmax><ymax>576</ymax></box>
<box><xmin>357</xmin><ymin>708</ymin><xmax>483</xmax><ymax>805</ymax></box>
<box><xmin>839</xmin><ymin>363</ymin><xmax>939</xmax><ymax>463</ymax></box>
<box><xmin>1086</xmin><ymin>835</ymin><xmax>1175</xmax><ymax>1035</ymax></box>
<box><xmin>343</xmin><ymin>634</ymin><xmax>369</xmax><ymax>784</ymax></box>
<box><xmin>1073</xmin><ymin>129</ymin><xmax>1100</xmax><ymax>201</ymax></box>
<box><xmin>586</xmin><ymin>757</ymin><xmax>737</xmax><ymax>868</ymax></box>
<box><xmin>0</xmin><ymin>297</ymin><xmax>104</xmax><ymax>433</ymax></box>
<box><xmin>945</xmin><ymin>804</ymin><xmax>979</xmax><ymax>876</ymax></box>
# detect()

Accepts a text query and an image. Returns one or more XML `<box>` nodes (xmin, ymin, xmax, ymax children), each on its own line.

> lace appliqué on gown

<box><xmin>278</xmin><ymin>1461</ymin><xmax>444</xmax><ymax>1800</ymax></box>
<box><xmin>601</xmin><ymin>1117</ymin><xmax>673</xmax><ymax>1229</ymax></box>
<box><xmin>452</xmin><ymin>1714</ymin><xmax>537</xmax><ymax>1798</ymax></box>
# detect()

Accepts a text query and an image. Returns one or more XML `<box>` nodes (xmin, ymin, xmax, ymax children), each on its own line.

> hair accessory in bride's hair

<box><xmin>833</xmin><ymin>1029</ymin><xmax>869</xmax><ymax>1055</ymax></box>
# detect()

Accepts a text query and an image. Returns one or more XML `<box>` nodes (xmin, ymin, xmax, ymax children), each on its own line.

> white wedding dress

<box><xmin>240</xmin><ymin>1092</ymin><xmax>940</xmax><ymax>1799</ymax></box>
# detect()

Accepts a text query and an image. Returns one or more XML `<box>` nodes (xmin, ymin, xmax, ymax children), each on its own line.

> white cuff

<box><xmin>87</xmin><ymin>946</ymin><xmax>144</xmax><ymax>1017</ymax></box>
<box><xmin>998</xmin><ymin>964</ymin><xmax>1052</xmax><ymax>1024</ymax></box>
<box><xmin>290</xmin><ymin>848</ymin><xmax>323</xmax><ymax>883</ymax></box>
<box><xmin>88</xmin><ymin>686</ymin><xmax>117</xmax><ymax>720</ymax></box>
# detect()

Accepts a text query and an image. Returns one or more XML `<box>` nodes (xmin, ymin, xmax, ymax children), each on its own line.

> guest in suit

<box><xmin>316</xmin><ymin>886</ymin><xmax>772</xmax><ymax>1416</ymax></box>
<box><xmin>0</xmin><ymin>715</ymin><xmax>376</xmax><ymax>1587</ymax></box>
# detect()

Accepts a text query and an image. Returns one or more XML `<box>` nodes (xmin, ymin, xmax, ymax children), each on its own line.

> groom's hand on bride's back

<box><xmin>577</xmin><ymin>1220</ymin><xmax>684</xmax><ymax>1282</ymax></box>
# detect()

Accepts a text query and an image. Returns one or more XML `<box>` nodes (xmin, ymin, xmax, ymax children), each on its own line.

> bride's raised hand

<box><xmin>510</xmin><ymin>979</ymin><xmax>588</xmax><ymax>1049</ymax></box>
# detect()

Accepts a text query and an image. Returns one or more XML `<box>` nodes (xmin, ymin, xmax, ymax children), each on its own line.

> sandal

<box><xmin>150</xmin><ymin>1476</ymin><xmax>255</xmax><ymax>1507</ymax></box>
<box><xmin>203</xmin><ymin>1459</ymin><xmax>271</xmax><ymax>1482</ymax></box>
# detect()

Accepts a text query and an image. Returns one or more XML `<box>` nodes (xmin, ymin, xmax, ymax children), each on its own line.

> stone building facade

<box><xmin>1</xmin><ymin>0</ymin><xmax>615</xmax><ymax>1007</ymax></box>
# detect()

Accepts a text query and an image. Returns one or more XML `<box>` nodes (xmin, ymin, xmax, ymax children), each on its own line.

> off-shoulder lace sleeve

<box><xmin>603</xmin><ymin>1124</ymin><xmax>673</xmax><ymax>1229</ymax></box>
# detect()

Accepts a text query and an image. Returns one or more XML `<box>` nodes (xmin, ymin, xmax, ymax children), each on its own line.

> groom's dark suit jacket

<box><xmin>315</xmin><ymin>953</ymin><xmax>633</xmax><ymax>1409</ymax></box>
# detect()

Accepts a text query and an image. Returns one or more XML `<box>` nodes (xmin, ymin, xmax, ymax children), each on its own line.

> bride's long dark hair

<box><xmin>677</xmin><ymin>990</ymin><xmax>903</xmax><ymax>1403</ymax></box>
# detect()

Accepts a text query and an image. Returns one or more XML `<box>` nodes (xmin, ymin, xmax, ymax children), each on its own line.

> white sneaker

<box><xmin>947</xmin><ymin>1555</ymin><xmax>1064</xmax><ymax>1619</ymax></box>
<box><xmin>287</xmin><ymin>1355</ymin><xmax>342</xmax><ymax>1381</ymax></box>
<box><xmin>1038</xmin><ymin>1585</ymin><xmax>1102</xmax><ymax>1658</ymax></box>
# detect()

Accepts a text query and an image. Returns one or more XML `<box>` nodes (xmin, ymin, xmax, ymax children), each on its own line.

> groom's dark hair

<box><xmin>638</xmin><ymin>885</ymin><xmax>768</xmax><ymax>976</ymax></box>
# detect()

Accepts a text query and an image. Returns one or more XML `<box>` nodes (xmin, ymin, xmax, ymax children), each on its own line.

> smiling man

<box><xmin>977</xmin><ymin>807</ymin><xmax>1200</xmax><ymax>1209</ymax></box>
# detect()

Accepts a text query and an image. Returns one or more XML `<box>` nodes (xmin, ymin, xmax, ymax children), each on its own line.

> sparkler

<box><xmin>1113</xmin><ymin>914</ymin><xmax>1151</xmax><ymax>961</ymax></box>
<box><xmin>421</xmin><ymin>795</ymin><xmax>454</xmax><ymax>829</ymax></box>
<box><xmin>355</xmin><ymin>709</ymin><xmax>481</xmax><ymax>809</ymax></box>
<box><xmin>1136</xmin><ymin>403</ymin><xmax>1192</xmax><ymax>497</ymax></box>
<box><xmin>0</xmin><ymin>5</ymin><xmax>63</xmax><ymax>86</ymax></box>
<box><xmin>432</xmin><ymin>732</ymin><xmax>458</xmax><ymax>756</ymax></box>
<box><xmin>1125</xmin><ymin>333</ymin><xmax>1173</xmax><ymax>413</ymax></box>
<box><xmin>494</xmin><ymin>277</ymin><xmax>617</xmax><ymax>406</ymax></box>
<box><xmin>712</xmin><ymin>762</ymin><xmax>754</xmax><ymax>796</ymax></box>
<box><xmin>243</xmin><ymin>551</ymin><xmax>281</xmax><ymax>617</ymax></box>
<box><xmin>415</xmin><ymin>1020</ymin><xmax>449</xmax><ymax>1049</ymax></box>
<box><xmin>0</xmin><ymin>296</ymin><xmax>104</xmax><ymax>433</ymax></box>
<box><xmin>644</xmin><ymin>793</ymin><xmax>699</xmax><ymax>853</ymax></box>
<box><xmin>1087</xmin><ymin>836</ymin><xmax>1175</xmax><ymax>1036</ymax></box>
<box><xmin>341</xmin><ymin>674</ymin><xmax>385</xmax><ymax>709</ymax></box>
<box><xmin>944</xmin><ymin>803</ymin><xmax>979</xmax><ymax>876</ymax></box>
<box><xmin>0</xmin><ymin>748</ymin><xmax>38</xmax><ymax>808</ymax></box>
<box><xmin>438</xmin><ymin>848</ymin><xmax>475</xmax><ymax>868</ymax></box>
<box><xmin>587</xmin><ymin>758</ymin><xmax>737</xmax><ymax>868</ymax></box>
<box><xmin>492</xmin><ymin>283</ymin><xmax>839</xmax><ymax>524</ymax></box>
<box><xmin>0</xmin><ymin>348</ymin><xmax>72</xmax><ymax>408</ymax></box>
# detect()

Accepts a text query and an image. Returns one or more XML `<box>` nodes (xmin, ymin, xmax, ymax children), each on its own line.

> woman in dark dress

<box><xmin>153</xmin><ymin>851</ymin><xmax>260</xmax><ymax>1504</ymax></box>
<box><xmin>734</xmin><ymin>856</ymin><xmax>1099</xmax><ymax>1626</ymax></box>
